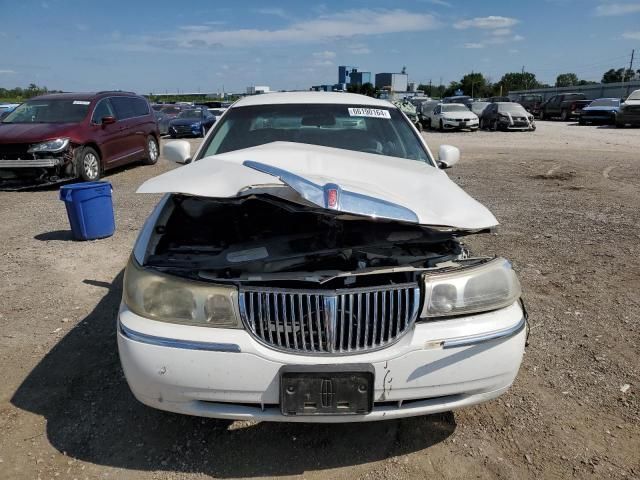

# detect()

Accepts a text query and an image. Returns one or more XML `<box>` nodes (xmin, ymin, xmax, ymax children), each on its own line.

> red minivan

<box><xmin>0</xmin><ymin>91</ymin><xmax>160</xmax><ymax>189</ymax></box>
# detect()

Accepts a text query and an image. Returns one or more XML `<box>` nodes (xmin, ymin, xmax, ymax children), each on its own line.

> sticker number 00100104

<box><xmin>347</xmin><ymin>108</ymin><xmax>391</xmax><ymax>119</ymax></box>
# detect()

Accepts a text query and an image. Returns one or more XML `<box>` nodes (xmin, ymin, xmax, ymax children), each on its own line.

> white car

<box><xmin>118</xmin><ymin>92</ymin><xmax>526</xmax><ymax>422</ymax></box>
<box><xmin>207</xmin><ymin>107</ymin><xmax>227</xmax><ymax>123</ymax></box>
<box><xmin>429</xmin><ymin>103</ymin><xmax>479</xmax><ymax>131</ymax></box>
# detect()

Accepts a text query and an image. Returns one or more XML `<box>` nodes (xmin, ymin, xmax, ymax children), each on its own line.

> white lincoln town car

<box><xmin>117</xmin><ymin>92</ymin><xmax>527</xmax><ymax>422</ymax></box>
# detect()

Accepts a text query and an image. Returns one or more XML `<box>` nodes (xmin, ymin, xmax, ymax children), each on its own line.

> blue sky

<box><xmin>1</xmin><ymin>0</ymin><xmax>639</xmax><ymax>93</ymax></box>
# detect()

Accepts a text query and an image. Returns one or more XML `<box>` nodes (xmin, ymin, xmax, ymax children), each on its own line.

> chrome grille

<box><xmin>239</xmin><ymin>283</ymin><xmax>420</xmax><ymax>354</ymax></box>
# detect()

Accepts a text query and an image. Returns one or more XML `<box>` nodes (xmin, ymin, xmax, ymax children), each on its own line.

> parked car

<box><xmin>430</xmin><ymin>103</ymin><xmax>479</xmax><ymax>131</ymax></box>
<box><xmin>207</xmin><ymin>107</ymin><xmax>227</xmax><ymax>122</ymax></box>
<box><xmin>480</xmin><ymin>102</ymin><xmax>536</xmax><ymax>131</ymax></box>
<box><xmin>443</xmin><ymin>95</ymin><xmax>472</xmax><ymax>109</ymax></box>
<box><xmin>0</xmin><ymin>91</ymin><xmax>159</xmax><ymax>189</ymax></box>
<box><xmin>168</xmin><ymin>108</ymin><xmax>216</xmax><ymax>138</ymax></box>
<box><xmin>151</xmin><ymin>104</ymin><xmax>165</xmax><ymax>112</ymax></box>
<box><xmin>615</xmin><ymin>89</ymin><xmax>640</xmax><ymax>128</ymax></box>
<box><xmin>470</xmin><ymin>101</ymin><xmax>491</xmax><ymax>117</ymax></box>
<box><xmin>154</xmin><ymin>110</ymin><xmax>171</xmax><ymax>135</ymax></box>
<box><xmin>578</xmin><ymin>98</ymin><xmax>620</xmax><ymax>125</ymax></box>
<box><xmin>393</xmin><ymin>99</ymin><xmax>422</xmax><ymax>131</ymax></box>
<box><xmin>159</xmin><ymin>105</ymin><xmax>184</xmax><ymax>119</ymax></box>
<box><xmin>118</xmin><ymin>91</ymin><xmax>526</xmax><ymax>422</ymax></box>
<box><xmin>515</xmin><ymin>94</ymin><xmax>543</xmax><ymax>116</ymax></box>
<box><xmin>539</xmin><ymin>93</ymin><xmax>591</xmax><ymax>121</ymax></box>
<box><xmin>415</xmin><ymin>100</ymin><xmax>440</xmax><ymax>128</ymax></box>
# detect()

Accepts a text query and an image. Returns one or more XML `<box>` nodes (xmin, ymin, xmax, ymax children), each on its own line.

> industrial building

<box><xmin>375</xmin><ymin>73</ymin><xmax>409</xmax><ymax>92</ymax></box>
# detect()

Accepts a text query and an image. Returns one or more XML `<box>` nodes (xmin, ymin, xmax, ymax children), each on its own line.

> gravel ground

<box><xmin>0</xmin><ymin>121</ymin><xmax>638</xmax><ymax>479</ymax></box>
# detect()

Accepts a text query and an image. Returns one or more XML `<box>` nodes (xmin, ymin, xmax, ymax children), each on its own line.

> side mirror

<box><xmin>101</xmin><ymin>115</ymin><xmax>116</xmax><ymax>125</ymax></box>
<box><xmin>163</xmin><ymin>140</ymin><xmax>192</xmax><ymax>164</ymax></box>
<box><xmin>437</xmin><ymin>145</ymin><xmax>460</xmax><ymax>169</ymax></box>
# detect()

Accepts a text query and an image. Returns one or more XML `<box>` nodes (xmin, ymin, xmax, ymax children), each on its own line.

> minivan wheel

<box><xmin>79</xmin><ymin>147</ymin><xmax>101</xmax><ymax>181</ymax></box>
<box><xmin>144</xmin><ymin>136</ymin><xmax>159</xmax><ymax>165</ymax></box>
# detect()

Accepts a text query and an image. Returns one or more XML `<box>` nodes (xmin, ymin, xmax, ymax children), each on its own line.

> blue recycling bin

<box><xmin>59</xmin><ymin>181</ymin><xmax>115</xmax><ymax>240</ymax></box>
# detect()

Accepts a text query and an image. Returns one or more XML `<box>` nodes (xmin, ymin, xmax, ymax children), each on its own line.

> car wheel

<box><xmin>539</xmin><ymin>110</ymin><xmax>545</xmax><ymax>121</ymax></box>
<box><xmin>578</xmin><ymin>117</ymin><xmax>585</xmax><ymax>126</ymax></box>
<box><xmin>439</xmin><ymin>119</ymin><xmax>443</xmax><ymax>131</ymax></box>
<box><xmin>143</xmin><ymin>136</ymin><xmax>159</xmax><ymax>165</ymax></box>
<box><xmin>616</xmin><ymin>121</ymin><xmax>625</xmax><ymax>128</ymax></box>
<box><xmin>415</xmin><ymin>122</ymin><xmax>423</xmax><ymax>132</ymax></box>
<box><xmin>560</xmin><ymin>109</ymin><xmax>568</xmax><ymax>121</ymax></box>
<box><xmin>78</xmin><ymin>147</ymin><xmax>101</xmax><ymax>182</ymax></box>
<box><xmin>479</xmin><ymin>118</ymin><xmax>485</xmax><ymax>129</ymax></box>
<box><xmin>491</xmin><ymin>119</ymin><xmax>498</xmax><ymax>131</ymax></box>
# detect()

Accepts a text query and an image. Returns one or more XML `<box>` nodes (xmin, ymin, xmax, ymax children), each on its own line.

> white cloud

<box><xmin>491</xmin><ymin>28</ymin><xmax>512</xmax><ymax>36</ymax></box>
<box><xmin>454</xmin><ymin>16</ymin><xmax>519</xmax><ymax>30</ymax></box>
<box><xmin>0</xmin><ymin>69</ymin><xmax>17</xmax><ymax>74</ymax></box>
<box><xmin>422</xmin><ymin>0</ymin><xmax>452</xmax><ymax>7</ymax></box>
<box><xmin>622</xmin><ymin>31</ymin><xmax>640</xmax><ymax>39</ymax></box>
<box><xmin>348</xmin><ymin>43</ymin><xmax>372</xmax><ymax>54</ymax></box>
<box><xmin>312</xmin><ymin>50</ymin><xmax>336</xmax><ymax>60</ymax></box>
<box><xmin>253</xmin><ymin>7</ymin><xmax>289</xmax><ymax>18</ymax></box>
<box><xmin>169</xmin><ymin>9</ymin><xmax>439</xmax><ymax>48</ymax></box>
<box><xmin>595</xmin><ymin>3</ymin><xmax>640</xmax><ymax>16</ymax></box>
<box><xmin>464</xmin><ymin>42</ymin><xmax>485</xmax><ymax>49</ymax></box>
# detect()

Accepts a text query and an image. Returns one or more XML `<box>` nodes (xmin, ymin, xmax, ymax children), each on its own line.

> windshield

<box><xmin>521</xmin><ymin>95</ymin><xmax>541</xmax><ymax>102</ymax></box>
<box><xmin>208</xmin><ymin>109</ymin><xmax>225</xmax><ymax>115</ymax></box>
<box><xmin>498</xmin><ymin>103</ymin><xmax>528</xmax><ymax>114</ymax></box>
<box><xmin>200</xmin><ymin>104</ymin><xmax>431</xmax><ymax>163</ymax></box>
<box><xmin>442</xmin><ymin>104</ymin><xmax>469</xmax><ymax>113</ymax></box>
<box><xmin>2</xmin><ymin>98</ymin><xmax>90</xmax><ymax>124</ymax></box>
<box><xmin>626</xmin><ymin>90</ymin><xmax>640</xmax><ymax>101</ymax></box>
<box><xmin>590</xmin><ymin>99</ymin><xmax>619</xmax><ymax>107</ymax></box>
<box><xmin>178</xmin><ymin>109</ymin><xmax>203</xmax><ymax>119</ymax></box>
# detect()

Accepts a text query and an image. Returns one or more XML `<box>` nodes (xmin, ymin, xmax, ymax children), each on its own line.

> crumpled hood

<box><xmin>0</xmin><ymin>122</ymin><xmax>80</xmax><ymax>144</ymax></box>
<box><xmin>138</xmin><ymin>142</ymin><xmax>498</xmax><ymax>231</ymax></box>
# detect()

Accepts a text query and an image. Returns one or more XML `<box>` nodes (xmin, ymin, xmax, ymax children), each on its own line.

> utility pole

<box><xmin>429</xmin><ymin>79</ymin><xmax>432</xmax><ymax>96</ymax></box>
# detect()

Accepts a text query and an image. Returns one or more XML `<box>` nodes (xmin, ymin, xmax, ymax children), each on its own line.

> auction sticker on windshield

<box><xmin>348</xmin><ymin>108</ymin><xmax>391</xmax><ymax>119</ymax></box>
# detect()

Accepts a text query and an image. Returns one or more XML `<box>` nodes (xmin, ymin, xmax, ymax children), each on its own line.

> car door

<box><xmin>431</xmin><ymin>105</ymin><xmax>442</xmax><ymax>123</ymax></box>
<box><xmin>89</xmin><ymin>98</ymin><xmax>120</xmax><ymax>164</ymax></box>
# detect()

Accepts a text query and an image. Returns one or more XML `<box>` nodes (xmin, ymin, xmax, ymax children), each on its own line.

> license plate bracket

<box><xmin>280</xmin><ymin>364</ymin><xmax>374</xmax><ymax>416</ymax></box>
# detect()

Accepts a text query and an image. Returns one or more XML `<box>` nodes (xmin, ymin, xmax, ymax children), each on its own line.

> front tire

<box><xmin>539</xmin><ymin>110</ymin><xmax>545</xmax><ymax>121</ymax></box>
<box><xmin>560</xmin><ymin>109</ymin><xmax>569</xmax><ymax>121</ymax></box>
<box><xmin>143</xmin><ymin>136</ymin><xmax>159</xmax><ymax>165</ymax></box>
<box><xmin>78</xmin><ymin>146</ymin><xmax>101</xmax><ymax>182</ymax></box>
<box><xmin>415</xmin><ymin>121</ymin><xmax>423</xmax><ymax>132</ymax></box>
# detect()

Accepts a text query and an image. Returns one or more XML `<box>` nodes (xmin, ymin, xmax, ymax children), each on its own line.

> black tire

<box><xmin>77</xmin><ymin>146</ymin><xmax>101</xmax><ymax>182</ymax></box>
<box><xmin>539</xmin><ymin>110</ymin><xmax>545</xmax><ymax>121</ymax></box>
<box><xmin>560</xmin><ymin>109</ymin><xmax>568</xmax><ymax>121</ymax></box>
<box><xmin>578</xmin><ymin>117</ymin><xmax>585</xmax><ymax>126</ymax></box>
<box><xmin>616</xmin><ymin>121</ymin><xmax>625</xmax><ymax>128</ymax></box>
<box><xmin>439</xmin><ymin>119</ymin><xmax>444</xmax><ymax>131</ymax></box>
<box><xmin>491</xmin><ymin>119</ymin><xmax>498</xmax><ymax>131</ymax></box>
<box><xmin>415</xmin><ymin>121</ymin><xmax>423</xmax><ymax>132</ymax></box>
<box><xmin>479</xmin><ymin>118</ymin><xmax>485</xmax><ymax>130</ymax></box>
<box><xmin>143</xmin><ymin>135</ymin><xmax>159</xmax><ymax>165</ymax></box>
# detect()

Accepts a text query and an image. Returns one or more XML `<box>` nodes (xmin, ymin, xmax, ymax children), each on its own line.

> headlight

<box><xmin>27</xmin><ymin>138</ymin><xmax>69</xmax><ymax>153</ymax></box>
<box><xmin>123</xmin><ymin>257</ymin><xmax>242</xmax><ymax>328</ymax></box>
<box><xmin>421</xmin><ymin>258</ymin><xmax>521</xmax><ymax>318</ymax></box>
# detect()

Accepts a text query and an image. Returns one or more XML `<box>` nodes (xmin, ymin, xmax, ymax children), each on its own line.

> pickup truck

<box><xmin>539</xmin><ymin>93</ymin><xmax>592</xmax><ymax>121</ymax></box>
<box><xmin>515</xmin><ymin>94</ymin><xmax>543</xmax><ymax>116</ymax></box>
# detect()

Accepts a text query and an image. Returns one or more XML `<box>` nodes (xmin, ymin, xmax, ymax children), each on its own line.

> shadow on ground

<box><xmin>12</xmin><ymin>271</ymin><xmax>455</xmax><ymax>477</ymax></box>
<box><xmin>34</xmin><ymin>230</ymin><xmax>75</xmax><ymax>241</ymax></box>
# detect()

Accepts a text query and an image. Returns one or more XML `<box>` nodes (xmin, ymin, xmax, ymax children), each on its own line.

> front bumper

<box><xmin>497</xmin><ymin>120</ymin><xmax>535</xmax><ymax>131</ymax></box>
<box><xmin>441</xmin><ymin>119</ymin><xmax>479</xmax><ymax>130</ymax></box>
<box><xmin>118</xmin><ymin>301</ymin><xmax>527</xmax><ymax>422</ymax></box>
<box><xmin>0</xmin><ymin>156</ymin><xmax>73</xmax><ymax>190</ymax></box>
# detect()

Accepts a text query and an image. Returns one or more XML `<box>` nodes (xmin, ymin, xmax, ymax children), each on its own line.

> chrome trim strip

<box><xmin>118</xmin><ymin>321</ymin><xmax>241</xmax><ymax>352</ymax></box>
<box><xmin>442</xmin><ymin>316</ymin><xmax>527</xmax><ymax>349</ymax></box>
<box><xmin>0</xmin><ymin>158</ymin><xmax>62</xmax><ymax>168</ymax></box>
<box><xmin>243</xmin><ymin>160</ymin><xmax>419</xmax><ymax>224</ymax></box>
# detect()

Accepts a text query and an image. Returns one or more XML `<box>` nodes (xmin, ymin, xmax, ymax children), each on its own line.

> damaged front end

<box><xmin>0</xmin><ymin>139</ymin><xmax>79</xmax><ymax>190</ymax></box>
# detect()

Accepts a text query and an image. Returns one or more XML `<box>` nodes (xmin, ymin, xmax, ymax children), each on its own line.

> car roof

<box><xmin>28</xmin><ymin>91</ymin><xmax>139</xmax><ymax>101</ymax></box>
<box><xmin>442</xmin><ymin>103</ymin><xmax>467</xmax><ymax>107</ymax></box>
<box><xmin>233</xmin><ymin>91</ymin><xmax>394</xmax><ymax>108</ymax></box>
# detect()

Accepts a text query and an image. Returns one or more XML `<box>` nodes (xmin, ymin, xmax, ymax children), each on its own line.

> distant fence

<box><xmin>510</xmin><ymin>80</ymin><xmax>640</xmax><ymax>101</ymax></box>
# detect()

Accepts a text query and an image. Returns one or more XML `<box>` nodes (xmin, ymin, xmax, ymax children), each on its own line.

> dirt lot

<box><xmin>1</xmin><ymin>121</ymin><xmax>639</xmax><ymax>479</ymax></box>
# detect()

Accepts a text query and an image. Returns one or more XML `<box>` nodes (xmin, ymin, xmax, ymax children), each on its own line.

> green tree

<box><xmin>459</xmin><ymin>72</ymin><xmax>490</xmax><ymax>98</ymax></box>
<box><xmin>555</xmin><ymin>73</ymin><xmax>579</xmax><ymax>87</ymax></box>
<box><xmin>443</xmin><ymin>81</ymin><xmax>462</xmax><ymax>97</ymax></box>
<box><xmin>494</xmin><ymin>72</ymin><xmax>539</xmax><ymax>94</ymax></box>
<box><xmin>602</xmin><ymin>68</ymin><xmax>636</xmax><ymax>83</ymax></box>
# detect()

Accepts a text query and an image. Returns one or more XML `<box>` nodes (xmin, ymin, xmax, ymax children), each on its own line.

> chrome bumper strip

<box><xmin>0</xmin><ymin>158</ymin><xmax>62</xmax><ymax>168</ymax></box>
<box><xmin>118</xmin><ymin>321</ymin><xmax>241</xmax><ymax>352</ymax></box>
<box><xmin>442</xmin><ymin>316</ymin><xmax>527</xmax><ymax>349</ymax></box>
